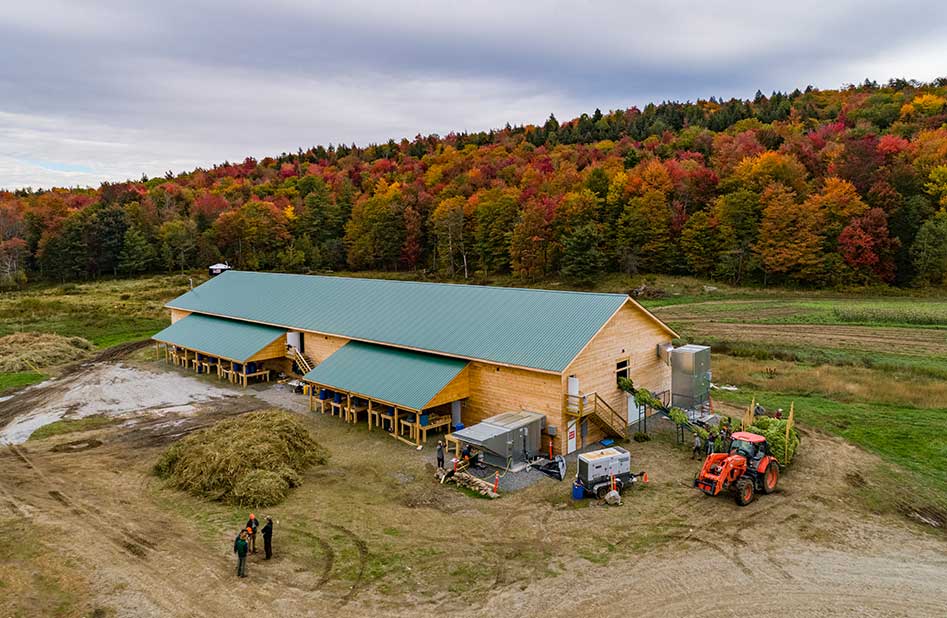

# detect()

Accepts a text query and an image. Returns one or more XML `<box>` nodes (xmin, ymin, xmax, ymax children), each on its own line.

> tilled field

<box><xmin>653</xmin><ymin>301</ymin><xmax>947</xmax><ymax>357</ymax></box>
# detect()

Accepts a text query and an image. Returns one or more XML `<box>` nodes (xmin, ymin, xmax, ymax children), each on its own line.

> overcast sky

<box><xmin>2</xmin><ymin>1</ymin><xmax>946</xmax><ymax>190</ymax></box>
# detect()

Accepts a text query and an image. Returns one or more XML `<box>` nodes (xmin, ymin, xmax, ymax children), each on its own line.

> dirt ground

<box><xmin>1</xmin><ymin>358</ymin><xmax>946</xmax><ymax>618</ymax></box>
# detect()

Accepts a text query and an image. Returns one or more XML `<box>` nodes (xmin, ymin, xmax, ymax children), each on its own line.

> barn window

<box><xmin>616</xmin><ymin>358</ymin><xmax>630</xmax><ymax>384</ymax></box>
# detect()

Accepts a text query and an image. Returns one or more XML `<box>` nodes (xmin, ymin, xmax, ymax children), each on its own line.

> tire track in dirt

<box><xmin>321</xmin><ymin>521</ymin><xmax>369</xmax><ymax>605</ymax></box>
<box><xmin>288</xmin><ymin>526</ymin><xmax>335</xmax><ymax>590</ymax></box>
<box><xmin>1</xmin><ymin>441</ymin><xmax>238</xmax><ymax>618</ymax></box>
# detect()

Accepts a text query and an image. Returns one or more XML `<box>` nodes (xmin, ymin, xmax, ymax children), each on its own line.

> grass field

<box><xmin>0</xmin><ymin>276</ymin><xmax>194</xmax><ymax>347</ymax></box>
<box><xmin>0</xmin><ymin>275</ymin><xmax>194</xmax><ymax>393</ymax></box>
<box><xmin>0</xmin><ymin>371</ymin><xmax>46</xmax><ymax>393</ymax></box>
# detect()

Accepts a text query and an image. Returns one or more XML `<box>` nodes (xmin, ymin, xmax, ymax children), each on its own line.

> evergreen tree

<box><xmin>910</xmin><ymin>210</ymin><xmax>947</xmax><ymax>285</ymax></box>
<box><xmin>560</xmin><ymin>223</ymin><xmax>603</xmax><ymax>286</ymax></box>
<box><xmin>118</xmin><ymin>225</ymin><xmax>156</xmax><ymax>274</ymax></box>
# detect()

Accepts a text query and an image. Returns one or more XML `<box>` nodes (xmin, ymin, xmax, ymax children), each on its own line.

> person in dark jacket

<box><xmin>234</xmin><ymin>530</ymin><xmax>249</xmax><ymax>577</ymax></box>
<box><xmin>436</xmin><ymin>440</ymin><xmax>445</xmax><ymax>469</ymax></box>
<box><xmin>261</xmin><ymin>516</ymin><xmax>274</xmax><ymax>560</ymax></box>
<box><xmin>246</xmin><ymin>513</ymin><xmax>258</xmax><ymax>553</ymax></box>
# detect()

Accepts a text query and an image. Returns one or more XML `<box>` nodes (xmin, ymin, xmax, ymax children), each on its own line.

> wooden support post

<box><xmin>393</xmin><ymin>408</ymin><xmax>399</xmax><ymax>437</ymax></box>
<box><xmin>347</xmin><ymin>393</ymin><xmax>352</xmax><ymax>424</ymax></box>
<box><xmin>368</xmin><ymin>400</ymin><xmax>373</xmax><ymax>431</ymax></box>
<box><xmin>415</xmin><ymin>416</ymin><xmax>421</xmax><ymax>446</ymax></box>
<box><xmin>309</xmin><ymin>388</ymin><xmax>313</xmax><ymax>412</ymax></box>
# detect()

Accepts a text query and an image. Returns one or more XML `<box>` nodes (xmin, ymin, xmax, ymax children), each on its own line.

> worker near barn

<box><xmin>154</xmin><ymin>271</ymin><xmax>678</xmax><ymax>454</ymax></box>
<box><xmin>246</xmin><ymin>513</ymin><xmax>258</xmax><ymax>553</ymax></box>
<box><xmin>261</xmin><ymin>516</ymin><xmax>274</xmax><ymax>560</ymax></box>
<box><xmin>234</xmin><ymin>530</ymin><xmax>249</xmax><ymax>578</ymax></box>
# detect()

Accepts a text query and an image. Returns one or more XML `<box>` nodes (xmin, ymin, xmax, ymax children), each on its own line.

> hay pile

<box><xmin>0</xmin><ymin>332</ymin><xmax>94</xmax><ymax>372</ymax></box>
<box><xmin>747</xmin><ymin>415</ymin><xmax>801</xmax><ymax>466</ymax></box>
<box><xmin>153</xmin><ymin>409</ymin><xmax>327</xmax><ymax>507</ymax></box>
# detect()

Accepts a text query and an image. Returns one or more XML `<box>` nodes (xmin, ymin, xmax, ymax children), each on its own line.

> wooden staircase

<box><xmin>564</xmin><ymin>392</ymin><xmax>627</xmax><ymax>439</ymax></box>
<box><xmin>289</xmin><ymin>347</ymin><xmax>314</xmax><ymax>375</ymax></box>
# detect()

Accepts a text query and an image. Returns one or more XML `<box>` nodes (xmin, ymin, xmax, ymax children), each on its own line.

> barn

<box><xmin>152</xmin><ymin>271</ymin><xmax>678</xmax><ymax>455</ymax></box>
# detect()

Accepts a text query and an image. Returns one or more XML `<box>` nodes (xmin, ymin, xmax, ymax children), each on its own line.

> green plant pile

<box><xmin>746</xmin><ymin>415</ymin><xmax>801</xmax><ymax>466</ymax></box>
<box><xmin>632</xmin><ymin>432</ymin><xmax>651</xmax><ymax>442</ymax></box>
<box><xmin>153</xmin><ymin>409</ymin><xmax>327</xmax><ymax>507</ymax></box>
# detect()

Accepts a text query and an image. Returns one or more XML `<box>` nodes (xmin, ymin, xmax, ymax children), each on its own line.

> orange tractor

<box><xmin>693</xmin><ymin>431</ymin><xmax>779</xmax><ymax>506</ymax></box>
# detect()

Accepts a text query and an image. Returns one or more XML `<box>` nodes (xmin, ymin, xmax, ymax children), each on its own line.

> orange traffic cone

<box><xmin>493</xmin><ymin>471</ymin><xmax>500</xmax><ymax>493</ymax></box>
<box><xmin>642</xmin><ymin>472</ymin><xmax>649</xmax><ymax>484</ymax></box>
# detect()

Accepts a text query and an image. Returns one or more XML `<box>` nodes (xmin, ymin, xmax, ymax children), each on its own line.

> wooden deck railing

<box><xmin>564</xmin><ymin>391</ymin><xmax>627</xmax><ymax>439</ymax></box>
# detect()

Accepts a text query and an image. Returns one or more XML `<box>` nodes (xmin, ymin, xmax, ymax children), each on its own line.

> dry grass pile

<box><xmin>153</xmin><ymin>409</ymin><xmax>327</xmax><ymax>507</ymax></box>
<box><xmin>0</xmin><ymin>332</ymin><xmax>94</xmax><ymax>372</ymax></box>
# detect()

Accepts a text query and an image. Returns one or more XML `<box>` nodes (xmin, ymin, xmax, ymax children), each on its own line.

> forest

<box><xmin>2</xmin><ymin>78</ymin><xmax>947</xmax><ymax>290</ymax></box>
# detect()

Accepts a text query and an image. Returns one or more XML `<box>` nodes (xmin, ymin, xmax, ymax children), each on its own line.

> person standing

<box><xmin>234</xmin><ymin>530</ymin><xmax>249</xmax><ymax>578</ymax></box>
<box><xmin>436</xmin><ymin>440</ymin><xmax>445</xmax><ymax>469</ymax></box>
<box><xmin>706</xmin><ymin>432</ymin><xmax>716</xmax><ymax>456</ymax></box>
<box><xmin>261</xmin><ymin>516</ymin><xmax>274</xmax><ymax>560</ymax></box>
<box><xmin>692</xmin><ymin>433</ymin><xmax>702</xmax><ymax>459</ymax></box>
<box><xmin>246</xmin><ymin>513</ymin><xmax>258</xmax><ymax>553</ymax></box>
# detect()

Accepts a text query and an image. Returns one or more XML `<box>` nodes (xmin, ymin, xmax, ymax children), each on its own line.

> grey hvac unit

<box><xmin>451</xmin><ymin>410</ymin><xmax>545</xmax><ymax>468</ymax></box>
<box><xmin>671</xmin><ymin>344</ymin><xmax>711</xmax><ymax>410</ymax></box>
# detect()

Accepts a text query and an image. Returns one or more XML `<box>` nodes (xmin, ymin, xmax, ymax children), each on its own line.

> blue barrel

<box><xmin>572</xmin><ymin>481</ymin><xmax>585</xmax><ymax>500</ymax></box>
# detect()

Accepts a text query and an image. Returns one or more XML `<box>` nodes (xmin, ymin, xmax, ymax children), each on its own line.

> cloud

<box><xmin>1</xmin><ymin>0</ymin><xmax>945</xmax><ymax>189</ymax></box>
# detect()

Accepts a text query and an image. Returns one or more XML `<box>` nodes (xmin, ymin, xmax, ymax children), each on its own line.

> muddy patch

<box><xmin>1</xmin><ymin>362</ymin><xmax>238</xmax><ymax>444</ymax></box>
<box><xmin>51</xmin><ymin>439</ymin><xmax>103</xmax><ymax>453</ymax></box>
<box><xmin>845</xmin><ymin>471</ymin><xmax>867</xmax><ymax>488</ymax></box>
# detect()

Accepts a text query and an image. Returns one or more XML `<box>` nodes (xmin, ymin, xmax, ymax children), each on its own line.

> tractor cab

<box><xmin>729</xmin><ymin>431</ymin><xmax>767</xmax><ymax>469</ymax></box>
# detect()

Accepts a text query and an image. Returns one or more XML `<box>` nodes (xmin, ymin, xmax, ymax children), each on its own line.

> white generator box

<box><xmin>577</xmin><ymin>447</ymin><xmax>631</xmax><ymax>486</ymax></box>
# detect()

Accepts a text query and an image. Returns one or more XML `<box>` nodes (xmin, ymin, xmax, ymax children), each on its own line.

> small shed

<box><xmin>208</xmin><ymin>263</ymin><xmax>232</xmax><ymax>277</ymax></box>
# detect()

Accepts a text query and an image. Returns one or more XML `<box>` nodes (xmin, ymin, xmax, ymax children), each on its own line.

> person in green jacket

<box><xmin>234</xmin><ymin>530</ymin><xmax>249</xmax><ymax>577</ymax></box>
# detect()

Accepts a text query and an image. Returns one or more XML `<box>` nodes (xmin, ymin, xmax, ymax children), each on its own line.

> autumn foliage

<box><xmin>3</xmin><ymin>78</ymin><xmax>947</xmax><ymax>289</ymax></box>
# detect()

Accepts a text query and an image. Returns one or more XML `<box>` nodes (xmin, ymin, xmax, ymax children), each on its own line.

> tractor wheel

<box><xmin>735</xmin><ymin>478</ymin><xmax>755</xmax><ymax>506</ymax></box>
<box><xmin>595</xmin><ymin>485</ymin><xmax>609</xmax><ymax>500</ymax></box>
<box><xmin>761</xmin><ymin>463</ymin><xmax>779</xmax><ymax>494</ymax></box>
<box><xmin>615</xmin><ymin>479</ymin><xmax>624</xmax><ymax>494</ymax></box>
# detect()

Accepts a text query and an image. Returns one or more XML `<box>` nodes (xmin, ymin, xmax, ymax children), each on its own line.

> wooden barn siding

<box><xmin>170</xmin><ymin>309</ymin><xmax>190</xmax><ymax>323</ymax></box>
<box><xmin>562</xmin><ymin>302</ymin><xmax>673</xmax><ymax>448</ymax></box>
<box><xmin>247</xmin><ymin>336</ymin><xmax>289</xmax><ymax>362</ymax></box>
<box><xmin>302</xmin><ymin>332</ymin><xmax>350</xmax><ymax>364</ymax></box>
<box><xmin>425</xmin><ymin>365</ymin><xmax>471</xmax><ymax>408</ymax></box>
<box><xmin>465</xmin><ymin>362</ymin><xmax>563</xmax><ymax>452</ymax></box>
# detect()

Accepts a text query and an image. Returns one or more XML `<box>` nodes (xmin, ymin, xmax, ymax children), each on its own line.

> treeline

<box><xmin>2</xmin><ymin>78</ymin><xmax>947</xmax><ymax>289</ymax></box>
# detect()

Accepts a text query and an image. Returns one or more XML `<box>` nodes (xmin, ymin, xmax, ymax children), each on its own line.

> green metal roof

<box><xmin>303</xmin><ymin>341</ymin><xmax>468</xmax><ymax>410</ymax></box>
<box><xmin>152</xmin><ymin>313</ymin><xmax>285</xmax><ymax>362</ymax></box>
<box><xmin>166</xmin><ymin>271</ymin><xmax>631</xmax><ymax>372</ymax></box>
